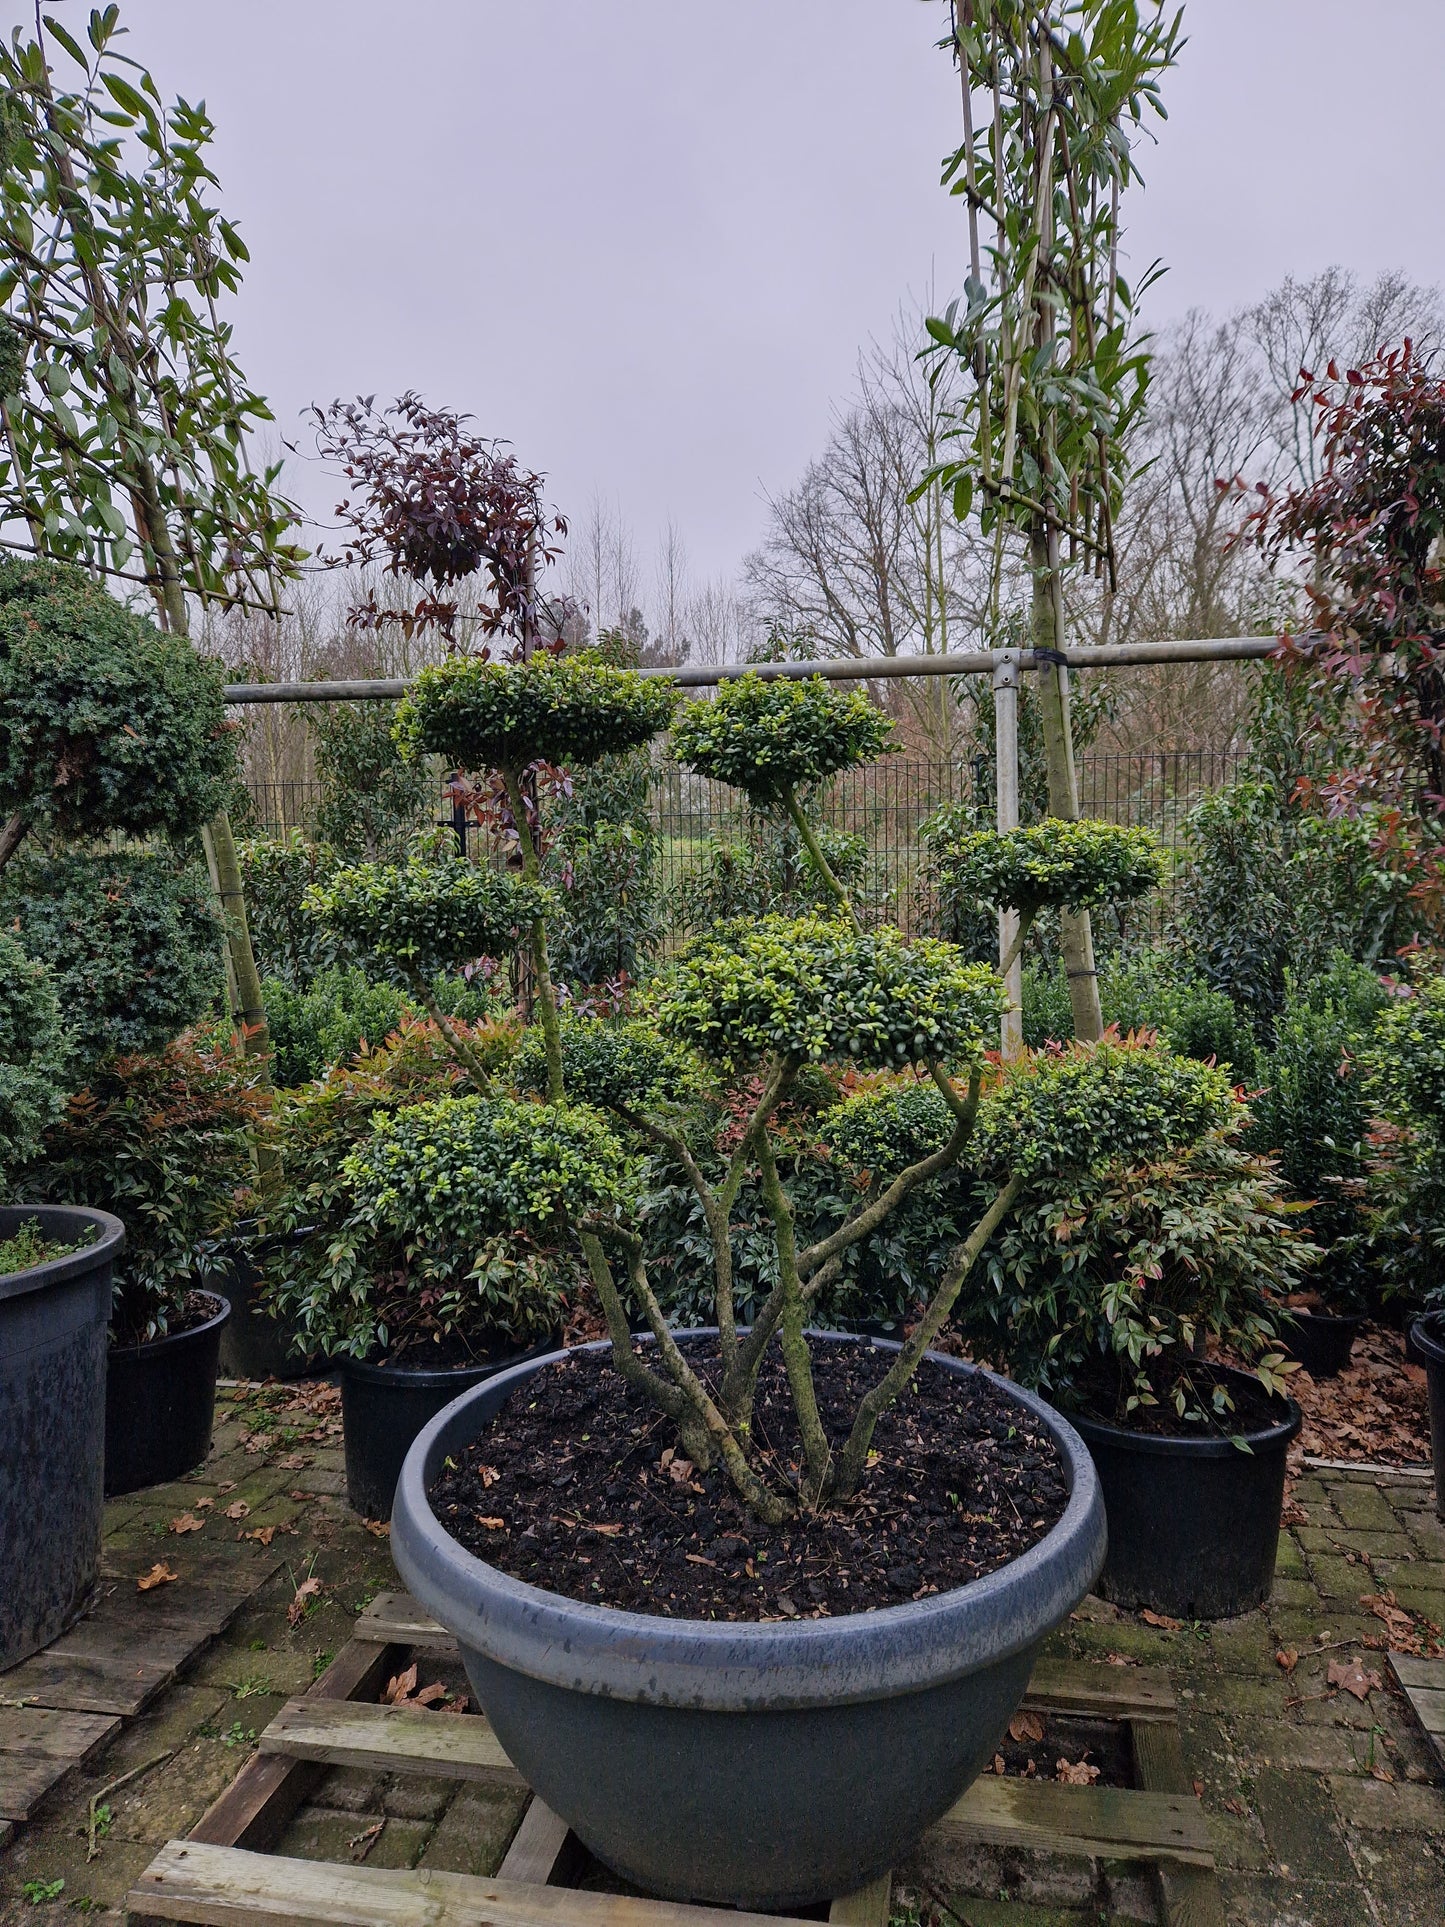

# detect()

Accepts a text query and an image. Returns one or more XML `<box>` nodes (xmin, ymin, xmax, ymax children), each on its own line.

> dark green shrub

<box><xmin>544</xmin><ymin>750</ymin><xmax>662</xmax><ymax>987</ymax></box>
<box><xmin>672</xmin><ymin>675</ymin><xmax>892</xmax><ymax>803</ymax></box>
<box><xmin>240</xmin><ymin>832</ymin><xmax>341</xmax><ymax>987</ymax></box>
<box><xmin>313</xmin><ymin>700</ymin><xmax>433</xmax><ymax>861</ymax></box>
<box><xmin>0</xmin><ymin>930</ymin><xmax>69</xmax><ymax>1178</ymax></box>
<box><xmin>0</xmin><ymin>556</ymin><xmax>236</xmax><ymax>844</ymax></box>
<box><xmin>21</xmin><ymin>1031</ymin><xmax>265</xmax><ymax>1340</ymax></box>
<box><xmin>958</xmin><ymin>1118</ymin><xmax>1312</xmax><ymax>1424</ymax></box>
<box><xmin>3</xmin><ymin>850</ymin><xmax>224</xmax><ymax>1072</ymax></box>
<box><xmin>396</xmin><ymin>652</ymin><xmax>676</xmax><ymax>773</ymax></box>
<box><xmin>513</xmin><ymin>1017</ymin><xmax>690</xmax><ymax>1113</ymax></box>
<box><xmin>302</xmin><ymin>858</ymin><xmax>550</xmax><ymax>991</ymax></box>
<box><xmin>925</xmin><ymin>818</ymin><xmax>1166</xmax><ymax>917</ymax></box>
<box><xmin>1364</xmin><ymin>969</ymin><xmax>1445</xmax><ymax>1306</ymax></box>
<box><xmin>261</xmin><ymin>967</ymin><xmax>416</xmax><ymax>1088</ymax></box>
<box><xmin>1100</xmin><ymin>948</ymin><xmax>1257</xmax><ymax>1077</ymax></box>
<box><xmin>675</xmin><ymin>811</ymin><xmax>870</xmax><ymax>933</ymax></box>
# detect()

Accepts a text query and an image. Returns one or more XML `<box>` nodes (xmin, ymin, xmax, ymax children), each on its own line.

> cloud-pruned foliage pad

<box><xmin>395</xmin><ymin>652</ymin><xmax>675</xmax><ymax>773</ymax></box>
<box><xmin>925</xmin><ymin>817</ymin><xmax>1167</xmax><ymax>916</ymax></box>
<box><xmin>672</xmin><ymin>674</ymin><xmax>892</xmax><ymax>803</ymax></box>
<box><xmin>303</xmin><ymin>859</ymin><xmax>550</xmax><ymax>986</ymax></box>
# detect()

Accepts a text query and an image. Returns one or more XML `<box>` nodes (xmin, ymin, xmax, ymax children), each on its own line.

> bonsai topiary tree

<box><xmin>311</xmin><ymin>666</ymin><xmax>1237</xmax><ymax>1524</ymax></box>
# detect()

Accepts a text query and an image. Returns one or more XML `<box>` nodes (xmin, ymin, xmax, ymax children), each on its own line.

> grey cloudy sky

<box><xmin>82</xmin><ymin>0</ymin><xmax>1445</xmax><ymax>591</ymax></box>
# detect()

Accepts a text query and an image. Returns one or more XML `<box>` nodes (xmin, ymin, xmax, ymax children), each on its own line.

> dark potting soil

<box><xmin>1070</xmin><ymin>1362</ymin><xmax>1289</xmax><ymax>1439</ymax></box>
<box><xmin>110</xmin><ymin>1288</ymin><xmax>220</xmax><ymax>1350</ymax></box>
<box><xmin>427</xmin><ymin>1341</ymin><xmax>1069</xmax><ymax>1621</ymax></box>
<box><xmin>372</xmin><ymin>1329</ymin><xmax>546</xmax><ymax>1373</ymax></box>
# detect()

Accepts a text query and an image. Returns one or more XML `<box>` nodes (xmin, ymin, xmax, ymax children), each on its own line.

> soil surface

<box><xmin>110</xmin><ymin>1287</ymin><xmax>223</xmax><ymax>1349</ymax></box>
<box><xmin>1069</xmin><ymin>1361</ymin><xmax>1289</xmax><ymax>1439</ymax></box>
<box><xmin>427</xmin><ymin>1340</ymin><xmax>1069</xmax><ymax>1620</ymax></box>
<box><xmin>1290</xmin><ymin>1319</ymin><xmax>1432</xmax><ymax>1465</ymax></box>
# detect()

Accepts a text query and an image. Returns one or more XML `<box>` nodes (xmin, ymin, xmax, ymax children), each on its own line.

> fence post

<box><xmin>993</xmin><ymin>649</ymin><xmax>1023</xmax><ymax>1058</ymax></box>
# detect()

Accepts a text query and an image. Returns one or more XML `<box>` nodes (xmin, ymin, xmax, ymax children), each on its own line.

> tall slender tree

<box><xmin>0</xmin><ymin>5</ymin><xmax>305</xmax><ymax>1065</ymax></box>
<box><xmin>926</xmin><ymin>0</ymin><xmax>1182</xmax><ymax>1038</ymax></box>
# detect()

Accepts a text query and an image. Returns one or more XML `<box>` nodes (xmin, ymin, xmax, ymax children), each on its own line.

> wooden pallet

<box><xmin>129</xmin><ymin>1591</ymin><xmax>1225</xmax><ymax>1927</ymax></box>
<box><xmin>1389</xmin><ymin>1651</ymin><xmax>1445</xmax><ymax>1776</ymax></box>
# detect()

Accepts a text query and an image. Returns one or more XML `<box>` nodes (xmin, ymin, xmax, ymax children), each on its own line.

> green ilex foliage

<box><xmin>655</xmin><ymin>915</ymin><xmax>1006</xmax><ymax>1070</ymax></box>
<box><xmin>261</xmin><ymin>968</ymin><xmax>416</xmax><ymax>1089</ymax></box>
<box><xmin>925</xmin><ymin>816</ymin><xmax>1166</xmax><ymax>916</ymax></box>
<box><xmin>345</xmin><ymin>1095</ymin><xmax>629</xmax><ymax>1240</ymax></box>
<box><xmin>973</xmin><ymin>1036</ymin><xmax>1237</xmax><ymax>1182</ymax></box>
<box><xmin>0</xmin><ymin>558</ymin><xmax>236</xmax><ymax>840</ymax></box>
<box><xmin>0</xmin><ymin>929</ymin><xmax>68</xmax><ymax>1178</ymax></box>
<box><xmin>4</xmin><ymin>850</ymin><xmax>224</xmax><ymax>1072</ymax></box>
<box><xmin>513</xmin><ymin>1017</ymin><xmax>693</xmax><ymax>1113</ymax></box>
<box><xmin>239</xmin><ymin>832</ymin><xmax>341</xmax><ymax>987</ymax></box>
<box><xmin>818</xmin><ymin>1082</ymin><xmax>956</xmax><ymax>1183</ymax></box>
<box><xmin>671</xmin><ymin>674</ymin><xmax>892</xmax><ymax>803</ymax></box>
<box><xmin>1370</xmin><ymin>973</ymin><xmax>1445</xmax><ymax>1128</ymax></box>
<box><xmin>395</xmin><ymin>652</ymin><xmax>675</xmax><ymax>774</ymax></box>
<box><xmin>303</xmin><ymin>858</ymin><xmax>549</xmax><ymax>986</ymax></box>
<box><xmin>21</xmin><ymin>1030</ymin><xmax>265</xmax><ymax>1341</ymax></box>
<box><xmin>312</xmin><ymin>700</ymin><xmax>432</xmax><ymax>861</ymax></box>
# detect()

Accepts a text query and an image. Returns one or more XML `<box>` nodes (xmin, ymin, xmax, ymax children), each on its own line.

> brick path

<box><xmin>1</xmin><ymin>1386</ymin><xmax>1443</xmax><ymax>1925</ymax></box>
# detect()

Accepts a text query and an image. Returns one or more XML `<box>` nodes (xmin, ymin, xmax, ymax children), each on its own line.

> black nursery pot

<box><xmin>1282</xmin><ymin>1308</ymin><xmax>1364</xmax><ymax>1380</ymax></box>
<box><xmin>105</xmin><ymin>1292</ymin><xmax>230</xmax><ymax>1497</ymax></box>
<box><xmin>216</xmin><ymin>1223</ymin><xmax>319</xmax><ymax>1383</ymax></box>
<box><xmin>1069</xmin><ymin>1365</ymin><xmax>1302</xmax><ymax>1620</ymax></box>
<box><xmin>1411</xmin><ymin>1314</ymin><xmax>1445</xmax><ymax>1522</ymax></box>
<box><xmin>0</xmin><ymin>1206</ymin><xmax>124</xmax><ymax>1670</ymax></box>
<box><xmin>339</xmin><ymin>1335</ymin><xmax>558</xmax><ymax>1522</ymax></box>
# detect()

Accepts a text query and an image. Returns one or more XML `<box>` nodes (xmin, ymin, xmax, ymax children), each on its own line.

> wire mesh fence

<box><xmin>244</xmin><ymin>748</ymin><xmax>1243</xmax><ymax>939</ymax></box>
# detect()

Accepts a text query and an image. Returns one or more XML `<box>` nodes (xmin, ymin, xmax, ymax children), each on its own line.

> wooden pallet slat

<box><xmin>1388</xmin><ymin>1651</ymin><xmax>1445</xmax><ymax>1776</ymax></box>
<box><xmin>498</xmin><ymin>1798</ymin><xmax>583</xmax><ymax>1886</ymax></box>
<box><xmin>128</xmin><ymin>1840</ymin><xmax>820</xmax><ymax>1927</ymax></box>
<box><xmin>827</xmin><ymin>1871</ymin><xmax>893</xmax><ymax>1927</ymax></box>
<box><xmin>0</xmin><ymin>1707</ymin><xmax>121</xmax><ymax>1823</ymax></box>
<box><xmin>1131</xmin><ymin>1720</ymin><xmax>1227</xmax><ymax>1927</ymax></box>
<box><xmin>260</xmin><ymin>1695</ymin><xmax>523</xmax><ymax>1787</ymax></box>
<box><xmin>933</xmin><ymin>1774</ymin><xmax>1213</xmax><ymax>1868</ymax></box>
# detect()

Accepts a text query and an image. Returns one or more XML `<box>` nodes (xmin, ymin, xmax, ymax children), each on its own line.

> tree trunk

<box><xmin>1031</xmin><ymin>524</ymin><xmax>1103</xmax><ymax>1042</ymax></box>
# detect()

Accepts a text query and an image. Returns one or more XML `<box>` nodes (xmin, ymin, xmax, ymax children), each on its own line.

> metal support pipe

<box><xmin>993</xmin><ymin>650</ymin><xmax>1023</xmax><ymax>1061</ymax></box>
<box><xmin>220</xmin><ymin>633</ymin><xmax>1293</xmax><ymax>706</ymax></box>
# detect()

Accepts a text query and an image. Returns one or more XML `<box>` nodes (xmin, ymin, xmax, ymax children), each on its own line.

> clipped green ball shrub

<box><xmin>671</xmin><ymin>674</ymin><xmax>892</xmax><ymax>803</ymax></box>
<box><xmin>345</xmin><ymin>1094</ymin><xmax>629</xmax><ymax>1239</ymax></box>
<box><xmin>1370</xmin><ymin>974</ymin><xmax>1445</xmax><ymax>1126</ymax></box>
<box><xmin>818</xmin><ymin>1081</ymin><xmax>956</xmax><ymax>1182</ymax></box>
<box><xmin>4</xmin><ymin>850</ymin><xmax>224</xmax><ymax>1072</ymax></box>
<box><xmin>303</xmin><ymin>859</ymin><xmax>550</xmax><ymax>986</ymax></box>
<box><xmin>655</xmin><ymin>915</ymin><xmax>1006</xmax><ymax>1070</ymax></box>
<box><xmin>0</xmin><ymin>931</ymin><xmax>68</xmax><ymax>1175</ymax></box>
<box><xmin>261</xmin><ymin>967</ymin><xmax>417</xmax><ymax>1088</ymax></box>
<box><xmin>0</xmin><ymin>555</ymin><xmax>236</xmax><ymax>841</ymax></box>
<box><xmin>512</xmin><ymin>1016</ymin><xmax>692</xmax><ymax>1113</ymax></box>
<box><xmin>926</xmin><ymin>817</ymin><xmax>1167</xmax><ymax>916</ymax></box>
<box><xmin>974</xmin><ymin>1036</ymin><xmax>1237</xmax><ymax>1181</ymax></box>
<box><xmin>395</xmin><ymin>652</ymin><xmax>676</xmax><ymax>774</ymax></box>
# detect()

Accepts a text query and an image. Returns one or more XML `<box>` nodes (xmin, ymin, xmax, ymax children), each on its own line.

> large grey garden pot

<box><xmin>391</xmin><ymin>1337</ymin><xmax>1105</xmax><ymax>1909</ymax></box>
<box><xmin>0</xmin><ymin>1206</ymin><xmax>124</xmax><ymax>1670</ymax></box>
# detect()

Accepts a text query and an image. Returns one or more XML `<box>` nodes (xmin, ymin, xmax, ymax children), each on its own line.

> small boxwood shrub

<box><xmin>261</xmin><ymin>967</ymin><xmax>416</xmax><ymax>1088</ymax></box>
<box><xmin>4</xmin><ymin>850</ymin><xmax>224</xmax><ymax>1072</ymax></box>
<box><xmin>672</xmin><ymin>674</ymin><xmax>892</xmax><ymax>803</ymax></box>
<box><xmin>513</xmin><ymin>1016</ymin><xmax>691</xmax><ymax>1113</ymax></box>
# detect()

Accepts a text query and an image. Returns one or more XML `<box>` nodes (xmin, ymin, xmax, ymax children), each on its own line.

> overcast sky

<box><xmin>72</xmin><ymin>0</ymin><xmax>1445</xmax><ymax>595</ymax></box>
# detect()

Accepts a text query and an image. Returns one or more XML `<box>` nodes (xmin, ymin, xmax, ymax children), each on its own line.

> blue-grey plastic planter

<box><xmin>391</xmin><ymin>1338</ymin><xmax>1105</xmax><ymax>1909</ymax></box>
<box><xmin>0</xmin><ymin>1205</ymin><xmax>124</xmax><ymax>1670</ymax></box>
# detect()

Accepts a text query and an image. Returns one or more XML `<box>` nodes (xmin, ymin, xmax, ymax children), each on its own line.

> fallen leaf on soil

<box><xmin>361</xmin><ymin>1519</ymin><xmax>389</xmax><ymax>1539</ymax></box>
<box><xmin>1280</xmin><ymin>1501</ymin><xmax>1309</xmax><ymax>1526</ymax></box>
<box><xmin>169</xmin><ymin>1513</ymin><xmax>205</xmax><ymax>1535</ymax></box>
<box><xmin>590</xmin><ymin>1522</ymin><xmax>623</xmax><ymax>1536</ymax></box>
<box><xmin>383</xmin><ymin>1664</ymin><xmax>418</xmax><ymax>1704</ymax></box>
<box><xmin>991</xmin><ymin>1754</ymin><xmax>1005</xmax><ymax>1775</ymax></box>
<box><xmin>1276</xmin><ymin>1648</ymin><xmax>1299</xmax><ymax>1674</ymax></box>
<box><xmin>775</xmin><ymin>1595</ymin><xmax>800</xmax><ymax>1618</ymax></box>
<box><xmin>1056</xmin><ymin>1757</ymin><xmax>1101</xmax><ymax>1786</ymax></box>
<box><xmin>287</xmin><ymin>1576</ymin><xmax>322</xmax><ymax>1626</ymax></box>
<box><xmin>475</xmin><ymin>1516</ymin><xmax>505</xmax><ymax>1531</ymax></box>
<box><xmin>137</xmin><ymin>1562</ymin><xmax>178</xmax><ymax>1591</ymax></box>
<box><xmin>241</xmin><ymin>1526</ymin><xmax>276</xmax><ymax>1547</ymax></box>
<box><xmin>1193</xmin><ymin>1780</ymin><xmax>1205</xmax><ymax>1799</ymax></box>
<box><xmin>224</xmin><ymin>1500</ymin><xmax>250</xmax><ymax>1521</ymax></box>
<box><xmin>289</xmin><ymin>1489</ymin><xmax>314</xmax><ymax>1502</ymax></box>
<box><xmin>440</xmin><ymin>1695</ymin><xmax>471</xmax><ymax>1715</ymax></box>
<box><xmin>1141</xmin><ymin>1609</ymin><xmax>1182</xmax><ymax>1630</ymax></box>
<box><xmin>1008</xmin><ymin>1710</ymin><xmax>1045</xmax><ymax>1745</ymax></box>
<box><xmin>216</xmin><ymin>1481</ymin><xmax>236</xmax><ymax>1494</ymax></box>
<box><xmin>1104</xmin><ymin>1652</ymin><xmax>1141</xmax><ymax>1667</ymax></box>
<box><xmin>194</xmin><ymin>1497</ymin><xmax>215</xmax><ymax>1512</ymax></box>
<box><xmin>414</xmin><ymin>1682</ymin><xmax>448</xmax><ymax>1707</ymax></box>
<box><xmin>1370</xmin><ymin>1765</ymin><xmax>1396</xmax><ymax>1784</ymax></box>
<box><xmin>1223</xmin><ymin>1796</ymin><xmax>1248</xmax><ymax>1817</ymax></box>
<box><xmin>277</xmin><ymin>1454</ymin><xmax>310</xmax><ymax>1471</ymax></box>
<box><xmin>477</xmin><ymin>1464</ymin><xmax>501</xmax><ymax>1488</ymax></box>
<box><xmin>1358</xmin><ymin>1590</ymin><xmax>1441</xmax><ymax>1656</ymax></box>
<box><xmin>1326</xmin><ymin>1657</ymin><xmax>1383</xmax><ymax>1702</ymax></box>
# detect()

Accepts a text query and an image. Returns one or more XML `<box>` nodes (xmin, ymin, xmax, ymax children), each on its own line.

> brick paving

<box><xmin>1</xmin><ymin>1384</ymin><xmax>1443</xmax><ymax>1925</ymax></box>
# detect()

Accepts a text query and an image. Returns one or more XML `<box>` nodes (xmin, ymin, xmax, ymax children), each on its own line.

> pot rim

<box><xmin>0</xmin><ymin>1205</ymin><xmax>124</xmax><ymax>1306</ymax></box>
<box><xmin>1067</xmin><ymin>1362</ymin><xmax>1302</xmax><ymax>1460</ymax></box>
<box><xmin>108</xmin><ymin>1290</ymin><xmax>230</xmax><ymax>1359</ymax></box>
<box><xmin>341</xmin><ymin>1330</ymin><xmax>562</xmax><ymax>1391</ymax></box>
<box><xmin>1411</xmin><ymin>1312</ymin><xmax>1445</xmax><ymax>1369</ymax></box>
<box><xmin>390</xmin><ymin>1334</ymin><xmax>1107</xmax><ymax>1711</ymax></box>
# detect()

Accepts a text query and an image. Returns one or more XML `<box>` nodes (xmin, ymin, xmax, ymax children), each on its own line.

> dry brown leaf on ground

<box><xmin>216</xmin><ymin>1480</ymin><xmax>237</xmax><ymax>1494</ymax></box>
<box><xmin>1141</xmin><ymin>1609</ymin><xmax>1182</xmax><ymax>1630</ymax></box>
<box><xmin>287</xmin><ymin>1575</ymin><xmax>322</xmax><ymax>1626</ymax></box>
<box><xmin>361</xmin><ymin>1519</ymin><xmax>389</xmax><ymax>1539</ymax></box>
<box><xmin>1276</xmin><ymin>1648</ymin><xmax>1299</xmax><ymax>1674</ymax></box>
<box><xmin>137</xmin><ymin>1562</ymin><xmax>178</xmax><ymax>1591</ymax></box>
<box><xmin>277</xmin><ymin>1453</ymin><xmax>311</xmax><ymax>1471</ymax></box>
<box><xmin>1008</xmin><ymin>1710</ymin><xmax>1045</xmax><ymax>1744</ymax></box>
<box><xmin>475</xmin><ymin>1516</ymin><xmax>506</xmax><ymax>1531</ymax></box>
<box><xmin>224</xmin><ymin>1500</ymin><xmax>249</xmax><ymax>1521</ymax></box>
<box><xmin>1327</xmin><ymin>1657</ymin><xmax>1383</xmax><ymax>1702</ymax></box>
<box><xmin>1104</xmin><ymin>1652</ymin><xmax>1141</xmax><ymax>1667</ymax></box>
<box><xmin>193</xmin><ymin>1497</ymin><xmax>214</xmax><ymax>1512</ymax></box>
<box><xmin>1358</xmin><ymin>1590</ymin><xmax>1441</xmax><ymax>1655</ymax></box>
<box><xmin>241</xmin><ymin>1526</ymin><xmax>276</xmax><ymax>1547</ymax></box>
<box><xmin>383</xmin><ymin>1664</ymin><xmax>418</xmax><ymax>1705</ymax></box>
<box><xmin>168</xmin><ymin>1513</ymin><xmax>205</xmax><ymax>1535</ymax></box>
<box><xmin>991</xmin><ymin>1753</ymin><xmax>1005</xmax><ymax>1775</ymax></box>
<box><xmin>477</xmin><ymin>1464</ymin><xmax>501</xmax><ymax>1488</ymax></box>
<box><xmin>413</xmin><ymin>1682</ymin><xmax>448</xmax><ymax>1707</ymax></box>
<box><xmin>1056</xmin><ymin>1757</ymin><xmax>1101</xmax><ymax>1785</ymax></box>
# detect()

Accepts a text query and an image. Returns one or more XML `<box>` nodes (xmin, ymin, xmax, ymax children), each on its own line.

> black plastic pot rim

<box><xmin>340</xmin><ymin>1332</ymin><xmax>559</xmax><ymax>1392</ymax></box>
<box><xmin>391</xmin><ymin>1334</ymin><xmax>1106</xmax><ymax>1711</ymax></box>
<box><xmin>1286</xmin><ymin>1308</ymin><xmax>1365</xmax><ymax>1330</ymax></box>
<box><xmin>0</xmin><ymin>1206</ymin><xmax>124</xmax><ymax>1306</ymax></box>
<box><xmin>1068</xmin><ymin>1372</ymin><xmax>1302</xmax><ymax>1462</ymax></box>
<box><xmin>1411</xmin><ymin>1313</ymin><xmax>1445</xmax><ymax>1368</ymax></box>
<box><xmin>108</xmin><ymin>1290</ymin><xmax>230</xmax><ymax>1360</ymax></box>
